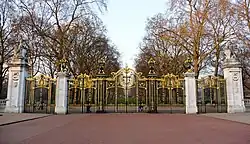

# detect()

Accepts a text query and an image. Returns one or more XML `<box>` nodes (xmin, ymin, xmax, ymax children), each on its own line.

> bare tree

<box><xmin>0</xmin><ymin>0</ymin><xmax>17</xmax><ymax>98</ymax></box>
<box><xmin>135</xmin><ymin>14</ymin><xmax>187</xmax><ymax>76</ymax></box>
<box><xmin>17</xmin><ymin>0</ymin><xmax>108</xmax><ymax>65</ymax></box>
<box><xmin>206</xmin><ymin>0</ymin><xmax>237</xmax><ymax>76</ymax></box>
<box><xmin>159</xmin><ymin>0</ymin><xmax>219</xmax><ymax>78</ymax></box>
<box><xmin>68</xmin><ymin>20</ymin><xmax>121</xmax><ymax>76</ymax></box>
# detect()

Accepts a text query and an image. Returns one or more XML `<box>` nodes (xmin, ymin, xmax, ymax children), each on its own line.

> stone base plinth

<box><xmin>186</xmin><ymin>106</ymin><xmax>198</xmax><ymax>114</ymax></box>
<box><xmin>4</xmin><ymin>106</ymin><xmax>24</xmax><ymax>113</ymax></box>
<box><xmin>227</xmin><ymin>105</ymin><xmax>245</xmax><ymax>113</ymax></box>
<box><xmin>55</xmin><ymin>106</ymin><xmax>67</xmax><ymax>114</ymax></box>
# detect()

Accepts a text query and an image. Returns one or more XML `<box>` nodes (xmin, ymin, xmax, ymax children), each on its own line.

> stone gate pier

<box><xmin>223</xmin><ymin>48</ymin><xmax>245</xmax><ymax>113</ymax></box>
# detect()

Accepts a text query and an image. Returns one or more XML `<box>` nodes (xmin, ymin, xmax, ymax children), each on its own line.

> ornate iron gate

<box><xmin>24</xmin><ymin>75</ymin><xmax>56</xmax><ymax>113</ymax></box>
<box><xmin>197</xmin><ymin>76</ymin><xmax>227</xmax><ymax>113</ymax></box>
<box><xmin>105</xmin><ymin>67</ymin><xmax>143</xmax><ymax>113</ymax></box>
<box><xmin>67</xmin><ymin>74</ymin><xmax>93</xmax><ymax>113</ymax></box>
<box><xmin>67</xmin><ymin>58</ymin><xmax>186</xmax><ymax>113</ymax></box>
<box><xmin>157</xmin><ymin>74</ymin><xmax>185</xmax><ymax>113</ymax></box>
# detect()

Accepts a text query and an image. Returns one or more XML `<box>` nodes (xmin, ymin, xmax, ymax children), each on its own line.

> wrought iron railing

<box><xmin>0</xmin><ymin>99</ymin><xmax>7</xmax><ymax>112</ymax></box>
<box><xmin>245</xmin><ymin>98</ymin><xmax>250</xmax><ymax>112</ymax></box>
<box><xmin>244</xmin><ymin>98</ymin><xmax>250</xmax><ymax>106</ymax></box>
<box><xmin>196</xmin><ymin>75</ymin><xmax>227</xmax><ymax>113</ymax></box>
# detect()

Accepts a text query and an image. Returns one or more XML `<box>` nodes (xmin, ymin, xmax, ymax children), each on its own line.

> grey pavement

<box><xmin>0</xmin><ymin>113</ymin><xmax>50</xmax><ymax>126</ymax></box>
<box><xmin>202</xmin><ymin>113</ymin><xmax>250</xmax><ymax>125</ymax></box>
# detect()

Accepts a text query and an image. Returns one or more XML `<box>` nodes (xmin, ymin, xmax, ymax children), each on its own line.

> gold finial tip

<box><xmin>148</xmin><ymin>57</ymin><xmax>155</xmax><ymax>64</ymax></box>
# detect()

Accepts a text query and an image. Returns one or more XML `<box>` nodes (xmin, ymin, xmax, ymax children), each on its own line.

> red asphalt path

<box><xmin>0</xmin><ymin>114</ymin><xmax>250</xmax><ymax>144</ymax></box>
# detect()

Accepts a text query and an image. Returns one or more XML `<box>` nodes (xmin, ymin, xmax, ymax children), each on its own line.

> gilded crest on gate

<box><xmin>161</xmin><ymin>74</ymin><xmax>183</xmax><ymax>89</ymax></box>
<box><xmin>26</xmin><ymin>74</ymin><xmax>54</xmax><ymax>89</ymax></box>
<box><xmin>38</xmin><ymin>75</ymin><xmax>45</xmax><ymax>87</ymax></box>
<box><xmin>110</xmin><ymin>67</ymin><xmax>141</xmax><ymax>89</ymax></box>
<box><xmin>200</xmin><ymin>75</ymin><xmax>222</xmax><ymax>89</ymax></box>
<box><xmin>84</xmin><ymin>74</ymin><xmax>93</xmax><ymax>88</ymax></box>
<box><xmin>68</xmin><ymin>73</ymin><xmax>94</xmax><ymax>89</ymax></box>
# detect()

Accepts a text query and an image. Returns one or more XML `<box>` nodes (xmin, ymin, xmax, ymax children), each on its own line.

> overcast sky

<box><xmin>99</xmin><ymin>0</ymin><xmax>167</xmax><ymax>68</ymax></box>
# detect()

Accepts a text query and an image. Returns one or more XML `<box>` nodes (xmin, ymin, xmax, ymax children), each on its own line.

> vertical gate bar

<box><xmin>100</xmin><ymin>80</ymin><xmax>103</xmax><ymax>112</ymax></box>
<box><xmin>169</xmin><ymin>86</ymin><xmax>172</xmax><ymax>114</ymax></box>
<box><xmin>73</xmin><ymin>84</ymin><xmax>77</xmax><ymax>105</ymax></box>
<box><xmin>81</xmin><ymin>78</ymin><xmax>84</xmax><ymax>113</ymax></box>
<box><xmin>176</xmin><ymin>86</ymin><xmax>179</xmax><ymax>113</ymax></box>
<box><xmin>153</xmin><ymin>79</ymin><xmax>156</xmax><ymax>112</ymax></box>
<box><xmin>81</xmin><ymin>86</ymin><xmax>86</xmax><ymax>113</ymax></box>
<box><xmin>99</xmin><ymin>80</ymin><xmax>101</xmax><ymax>112</ymax></box>
<box><xmin>97</xmin><ymin>80</ymin><xmax>100</xmax><ymax>111</ymax></box>
<box><xmin>148</xmin><ymin>79</ymin><xmax>150</xmax><ymax>111</ymax></box>
<box><xmin>67</xmin><ymin>80</ymin><xmax>70</xmax><ymax>114</ymax></box>
<box><xmin>214</xmin><ymin>79</ymin><xmax>220</xmax><ymax>112</ymax></box>
<box><xmin>40</xmin><ymin>88</ymin><xmax>43</xmax><ymax>113</ymax></box>
<box><xmin>89</xmin><ymin>88</ymin><xmax>93</xmax><ymax>112</ymax></box>
<box><xmin>217</xmin><ymin>80</ymin><xmax>221</xmax><ymax>113</ymax></box>
<box><xmin>136</xmin><ymin>78</ymin><xmax>139</xmax><ymax>112</ymax></box>
<box><xmin>101</xmin><ymin>79</ymin><xmax>104</xmax><ymax>112</ymax></box>
<box><xmin>151</xmin><ymin>80</ymin><xmax>154</xmax><ymax>111</ymax></box>
<box><xmin>47</xmin><ymin>80</ymin><xmax>52</xmax><ymax>114</ymax></box>
<box><xmin>94</xmin><ymin>81</ymin><xmax>97</xmax><ymax>112</ymax></box>
<box><xmin>106</xmin><ymin>81</ymin><xmax>108</xmax><ymax>112</ymax></box>
<box><xmin>125</xmin><ymin>72</ymin><xmax>128</xmax><ymax>113</ymax></box>
<box><xmin>218</xmin><ymin>81</ymin><xmax>222</xmax><ymax>112</ymax></box>
<box><xmin>115</xmin><ymin>78</ymin><xmax>118</xmax><ymax>112</ymax></box>
<box><xmin>202</xmin><ymin>83</ymin><xmax>206</xmax><ymax>113</ymax></box>
<box><xmin>145</xmin><ymin>81</ymin><xmax>148</xmax><ymax>111</ymax></box>
<box><xmin>162</xmin><ymin>80</ymin><xmax>165</xmax><ymax>104</ymax></box>
<box><xmin>30</xmin><ymin>80</ymin><xmax>35</xmax><ymax>113</ymax></box>
<box><xmin>151</xmin><ymin>80</ymin><xmax>153</xmax><ymax>112</ymax></box>
<box><xmin>156</xmin><ymin>80</ymin><xmax>159</xmax><ymax>112</ymax></box>
<box><xmin>152</xmin><ymin>80</ymin><xmax>154</xmax><ymax>111</ymax></box>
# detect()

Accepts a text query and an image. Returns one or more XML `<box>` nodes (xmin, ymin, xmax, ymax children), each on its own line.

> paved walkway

<box><xmin>203</xmin><ymin>113</ymin><xmax>250</xmax><ymax>125</ymax></box>
<box><xmin>1</xmin><ymin>114</ymin><xmax>250</xmax><ymax>144</ymax></box>
<box><xmin>0</xmin><ymin>113</ymin><xmax>50</xmax><ymax>126</ymax></box>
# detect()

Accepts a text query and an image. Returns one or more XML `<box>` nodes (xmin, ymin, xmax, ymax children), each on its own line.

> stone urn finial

<box><xmin>224</xmin><ymin>48</ymin><xmax>232</xmax><ymax>60</ymax></box>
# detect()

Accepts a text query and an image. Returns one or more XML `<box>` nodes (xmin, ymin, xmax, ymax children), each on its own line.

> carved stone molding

<box><xmin>12</xmin><ymin>72</ymin><xmax>19</xmax><ymax>81</ymax></box>
<box><xmin>233</xmin><ymin>72</ymin><xmax>239</xmax><ymax>81</ymax></box>
<box><xmin>184</xmin><ymin>72</ymin><xmax>196</xmax><ymax>77</ymax></box>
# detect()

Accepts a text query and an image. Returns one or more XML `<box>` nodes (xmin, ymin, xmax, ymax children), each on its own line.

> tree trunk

<box><xmin>193</xmin><ymin>52</ymin><xmax>199</xmax><ymax>79</ymax></box>
<box><xmin>214</xmin><ymin>61</ymin><xmax>219</xmax><ymax>77</ymax></box>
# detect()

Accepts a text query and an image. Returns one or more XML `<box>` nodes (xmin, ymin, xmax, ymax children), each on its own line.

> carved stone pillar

<box><xmin>223</xmin><ymin>48</ymin><xmax>245</xmax><ymax>113</ymax></box>
<box><xmin>5</xmin><ymin>43</ymin><xmax>29</xmax><ymax>113</ymax></box>
<box><xmin>184</xmin><ymin>72</ymin><xmax>198</xmax><ymax>114</ymax></box>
